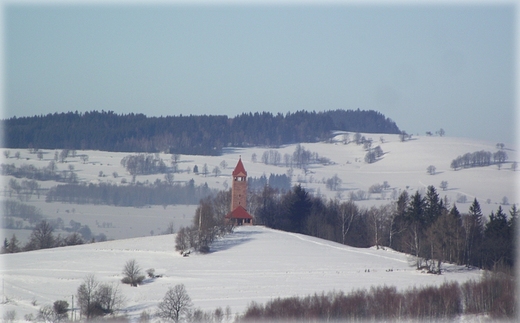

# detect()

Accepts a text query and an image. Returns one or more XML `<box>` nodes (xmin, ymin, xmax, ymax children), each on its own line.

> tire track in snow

<box><xmin>3</xmin><ymin>278</ymin><xmax>57</xmax><ymax>303</ymax></box>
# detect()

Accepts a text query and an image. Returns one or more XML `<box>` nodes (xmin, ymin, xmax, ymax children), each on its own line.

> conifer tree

<box><xmin>405</xmin><ymin>191</ymin><xmax>426</xmax><ymax>268</ymax></box>
<box><xmin>483</xmin><ymin>206</ymin><xmax>510</xmax><ymax>269</ymax></box>
<box><xmin>7</xmin><ymin>234</ymin><xmax>21</xmax><ymax>253</ymax></box>
<box><xmin>389</xmin><ymin>191</ymin><xmax>410</xmax><ymax>251</ymax></box>
<box><xmin>464</xmin><ymin>198</ymin><xmax>484</xmax><ymax>267</ymax></box>
<box><xmin>507</xmin><ymin>205</ymin><xmax>517</xmax><ymax>268</ymax></box>
<box><xmin>508</xmin><ymin>204</ymin><xmax>518</xmax><ymax>229</ymax></box>
<box><xmin>424</xmin><ymin>186</ymin><xmax>443</xmax><ymax>226</ymax></box>
<box><xmin>281</xmin><ymin>185</ymin><xmax>312</xmax><ymax>234</ymax></box>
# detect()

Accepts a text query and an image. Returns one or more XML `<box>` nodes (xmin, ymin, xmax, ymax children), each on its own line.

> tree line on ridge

<box><xmin>2</xmin><ymin>109</ymin><xmax>400</xmax><ymax>155</ymax></box>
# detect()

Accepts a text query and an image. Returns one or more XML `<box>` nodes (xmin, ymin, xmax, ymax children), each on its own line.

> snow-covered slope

<box><xmin>0</xmin><ymin>226</ymin><xmax>482</xmax><ymax>320</ymax></box>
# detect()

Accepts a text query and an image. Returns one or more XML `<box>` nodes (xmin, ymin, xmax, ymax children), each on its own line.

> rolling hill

<box><xmin>1</xmin><ymin>225</ymin><xmax>483</xmax><ymax>321</ymax></box>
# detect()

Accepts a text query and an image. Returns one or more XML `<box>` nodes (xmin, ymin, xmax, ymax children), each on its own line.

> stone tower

<box><xmin>231</xmin><ymin>157</ymin><xmax>247</xmax><ymax>210</ymax></box>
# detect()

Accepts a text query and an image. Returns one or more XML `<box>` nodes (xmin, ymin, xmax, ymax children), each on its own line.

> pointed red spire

<box><xmin>232</xmin><ymin>157</ymin><xmax>247</xmax><ymax>176</ymax></box>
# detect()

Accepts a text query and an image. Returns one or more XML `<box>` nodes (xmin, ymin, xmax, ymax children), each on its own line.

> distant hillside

<box><xmin>2</xmin><ymin>109</ymin><xmax>400</xmax><ymax>155</ymax></box>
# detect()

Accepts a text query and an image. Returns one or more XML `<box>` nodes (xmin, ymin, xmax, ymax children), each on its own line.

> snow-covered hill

<box><xmin>1</xmin><ymin>226</ymin><xmax>483</xmax><ymax>321</ymax></box>
<box><xmin>1</xmin><ymin>134</ymin><xmax>517</xmax><ymax>242</ymax></box>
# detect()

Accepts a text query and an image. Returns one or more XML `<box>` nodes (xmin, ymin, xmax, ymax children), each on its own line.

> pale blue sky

<box><xmin>4</xmin><ymin>3</ymin><xmax>516</xmax><ymax>144</ymax></box>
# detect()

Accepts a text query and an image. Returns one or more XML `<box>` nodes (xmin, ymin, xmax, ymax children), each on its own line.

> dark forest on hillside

<box><xmin>2</xmin><ymin>109</ymin><xmax>400</xmax><ymax>155</ymax></box>
<box><xmin>253</xmin><ymin>185</ymin><xmax>516</xmax><ymax>272</ymax></box>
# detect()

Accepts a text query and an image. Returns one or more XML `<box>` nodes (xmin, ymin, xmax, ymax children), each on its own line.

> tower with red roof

<box><xmin>225</xmin><ymin>157</ymin><xmax>254</xmax><ymax>225</ymax></box>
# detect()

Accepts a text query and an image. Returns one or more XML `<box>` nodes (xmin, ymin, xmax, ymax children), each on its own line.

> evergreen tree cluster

<box><xmin>251</xmin><ymin>185</ymin><xmax>370</xmax><ymax>247</ymax></box>
<box><xmin>3</xmin><ymin>110</ymin><xmax>400</xmax><ymax>155</ymax></box>
<box><xmin>391</xmin><ymin>189</ymin><xmax>516</xmax><ymax>271</ymax></box>
<box><xmin>251</xmin><ymin>185</ymin><xmax>516</xmax><ymax>271</ymax></box>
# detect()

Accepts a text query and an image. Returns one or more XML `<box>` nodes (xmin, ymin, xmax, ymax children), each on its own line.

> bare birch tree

<box><xmin>338</xmin><ymin>201</ymin><xmax>357</xmax><ymax>245</ymax></box>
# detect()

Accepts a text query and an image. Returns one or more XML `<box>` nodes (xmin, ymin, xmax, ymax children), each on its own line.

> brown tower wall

<box><xmin>231</xmin><ymin>175</ymin><xmax>247</xmax><ymax>210</ymax></box>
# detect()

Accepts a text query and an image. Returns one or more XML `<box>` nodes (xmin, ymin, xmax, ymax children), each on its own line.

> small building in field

<box><xmin>225</xmin><ymin>157</ymin><xmax>254</xmax><ymax>225</ymax></box>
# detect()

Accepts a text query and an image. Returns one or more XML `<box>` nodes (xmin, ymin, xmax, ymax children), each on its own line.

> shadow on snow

<box><xmin>209</xmin><ymin>229</ymin><xmax>262</xmax><ymax>253</ymax></box>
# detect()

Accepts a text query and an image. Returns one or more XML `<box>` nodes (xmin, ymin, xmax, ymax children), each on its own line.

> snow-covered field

<box><xmin>1</xmin><ymin>225</ymin><xmax>483</xmax><ymax>321</ymax></box>
<box><xmin>0</xmin><ymin>134</ymin><xmax>517</xmax><ymax>320</ymax></box>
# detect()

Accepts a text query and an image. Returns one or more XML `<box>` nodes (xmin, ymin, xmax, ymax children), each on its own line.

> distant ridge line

<box><xmin>2</xmin><ymin>109</ymin><xmax>400</xmax><ymax>155</ymax></box>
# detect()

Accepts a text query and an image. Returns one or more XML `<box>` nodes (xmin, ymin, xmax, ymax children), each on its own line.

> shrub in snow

<box><xmin>121</xmin><ymin>259</ymin><xmax>145</xmax><ymax>287</ymax></box>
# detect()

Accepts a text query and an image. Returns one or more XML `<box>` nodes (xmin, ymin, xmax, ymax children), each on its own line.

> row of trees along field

<box><xmin>2</xmin><ymin>109</ymin><xmax>400</xmax><ymax>155</ymax></box>
<box><xmin>450</xmin><ymin>149</ymin><xmax>509</xmax><ymax>170</ymax></box>
<box><xmin>239</xmin><ymin>272</ymin><xmax>515</xmax><ymax>321</ymax></box>
<box><xmin>188</xmin><ymin>185</ymin><xmax>515</xmax><ymax>272</ymax></box>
